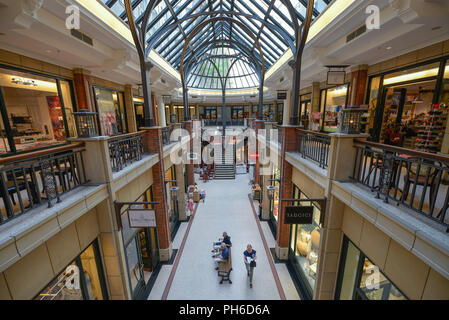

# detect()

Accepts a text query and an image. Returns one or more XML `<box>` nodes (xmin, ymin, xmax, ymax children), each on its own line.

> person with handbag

<box><xmin>243</xmin><ymin>244</ymin><xmax>257</xmax><ymax>288</ymax></box>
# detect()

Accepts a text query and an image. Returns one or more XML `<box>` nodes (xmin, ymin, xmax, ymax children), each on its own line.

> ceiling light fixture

<box><xmin>11</xmin><ymin>77</ymin><xmax>38</xmax><ymax>87</ymax></box>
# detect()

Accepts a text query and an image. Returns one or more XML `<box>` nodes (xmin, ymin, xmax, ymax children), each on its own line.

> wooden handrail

<box><xmin>296</xmin><ymin>128</ymin><xmax>331</xmax><ymax>138</ymax></box>
<box><xmin>0</xmin><ymin>142</ymin><xmax>85</xmax><ymax>165</ymax></box>
<box><xmin>354</xmin><ymin>139</ymin><xmax>449</xmax><ymax>163</ymax></box>
<box><xmin>108</xmin><ymin>131</ymin><xmax>145</xmax><ymax>141</ymax></box>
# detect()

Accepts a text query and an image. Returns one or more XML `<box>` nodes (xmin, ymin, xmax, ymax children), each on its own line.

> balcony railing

<box><xmin>296</xmin><ymin>129</ymin><xmax>331</xmax><ymax>169</ymax></box>
<box><xmin>351</xmin><ymin>140</ymin><xmax>449</xmax><ymax>230</ymax></box>
<box><xmin>108</xmin><ymin>132</ymin><xmax>144</xmax><ymax>172</ymax></box>
<box><xmin>0</xmin><ymin>143</ymin><xmax>87</xmax><ymax>225</ymax></box>
<box><xmin>162</xmin><ymin>124</ymin><xmax>181</xmax><ymax>146</ymax></box>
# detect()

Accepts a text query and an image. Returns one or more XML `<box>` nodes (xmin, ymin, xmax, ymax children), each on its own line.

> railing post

<box><xmin>327</xmin><ymin>133</ymin><xmax>370</xmax><ymax>182</ymax></box>
<box><xmin>69</xmin><ymin>136</ymin><xmax>113</xmax><ymax>184</ymax></box>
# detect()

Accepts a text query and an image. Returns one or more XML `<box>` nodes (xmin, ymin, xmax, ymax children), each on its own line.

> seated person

<box><xmin>212</xmin><ymin>243</ymin><xmax>229</xmax><ymax>270</ymax></box>
<box><xmin>212</xmin><ymin>232</ymin><xmax>232</xmax><ymax>251</ymax></box>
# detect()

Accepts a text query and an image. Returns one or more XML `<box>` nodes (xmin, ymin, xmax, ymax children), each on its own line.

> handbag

<box><xmin>250</xmin><ymin>260</ymin><xmax>256</xmax><ymax>268</ymax></box>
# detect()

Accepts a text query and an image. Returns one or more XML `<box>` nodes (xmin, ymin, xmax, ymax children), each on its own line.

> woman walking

<box><xmin>188</xmin><ymin>198</ymin><xmax>194</xmax><ymax>216</ymax></box>
<box><xmin>243</xmin><ymin>244</ymin><xmax>257</xmax><ymax>288</ymax></box>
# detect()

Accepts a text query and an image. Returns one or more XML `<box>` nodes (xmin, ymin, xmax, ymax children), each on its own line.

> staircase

<box><xmin>214</xmin><ymin>142</ymin><xmax>236</xmax><ymax>180</ymax></box>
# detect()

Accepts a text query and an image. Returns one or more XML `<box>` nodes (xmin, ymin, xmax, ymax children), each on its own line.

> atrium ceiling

<box><xmin>100</xmin><ymin>0</ymin><xmax>332</xmax><ymax>89</ymax></box>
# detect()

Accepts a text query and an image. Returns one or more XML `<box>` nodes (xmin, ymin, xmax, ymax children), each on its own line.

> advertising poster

<box><xmin>46</xmin><ymin>96</ymin><xmax>66</xmax><ymax>141</ymax></box>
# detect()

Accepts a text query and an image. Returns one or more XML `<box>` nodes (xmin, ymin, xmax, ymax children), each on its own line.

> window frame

<box><xmin>0</xmin><ymin>64</ymin><xmax>77</xmax><ymax>157</ymax></box>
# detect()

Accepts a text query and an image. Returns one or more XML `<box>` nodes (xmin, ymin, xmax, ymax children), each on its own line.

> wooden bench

<box><xmin>217</xmin><ymin>247</ymin><xmax>232</xmax><ymax>284</ymax></box>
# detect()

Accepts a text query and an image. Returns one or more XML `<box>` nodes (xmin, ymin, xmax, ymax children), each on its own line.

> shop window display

<box><xmin>0</xmin><ymin>67</ymin><xmax>75</xmax><ymax>154</ymax></box>
<box><xmin>363</xmin><ymin>76</ymin><xmax>381</xmax><ymax>135</ymax></box>
<box><xmin>120</xmin><ymin>186</ymin><xmax>159</xmax><ymax>299</ymax></box>
<box><xmin>93</xmin><ymin>87</ymin><xmax>127</xmax><ymax>136</ymax></box>
<box><xmin>300</xmin><ymin>94</ymin><xmax>311</xmax><ymax>129</ymax></box>
<box><xmin>320</xmin><ymin>85</ymin><xmax>349</xmax><ymax>133</ymax></box>
<box><xmin>336</xmin><ymin>237</ymin><xmax>407</xmax><ymax>300</ymax></box>
<box><xmin>289</xmin><ymin>186</ymin><xmax>322</xmax><ymax>297</ymax></box>
<box><xmin>35</xmin><ymin>241</ymin><xmax>106</xmax><ymax>300</ymax></box>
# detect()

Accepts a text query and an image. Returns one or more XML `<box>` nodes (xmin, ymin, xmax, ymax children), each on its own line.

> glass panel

<box><xmin>126</xmin><ymin>237</ymin><xmax>142</xmax><ymax>292</ymax></box>
<box><xmin>35</xmin><ymin>260</ymin><xmax>82</xmax><ymax>300</ymax></box>
<box><xmin>359</xmin><ymin>258</ymin><xmax>406</xmax><ymax>300</ymax></box>
<box><xmin>364</xmin><ymin>76</ymin><xmax>381</xmax><ymax>135</ymax></box>
<box><xmin>59</xmin><ymin>80</ymin><xmax>77</xmax><ymax>138</ymax></box>
<box><xmin>0</xmin><ymin>67</ymin><xmax>68</xmax><ymax>152</ymax></box>
<box><xmin>383</xmin><ymin>62</ymin><xmax>440</xmax><ymax>86</ymax></box>
<box><xmin>338</xmin><ymin>241</ymin><xmax>361</xmax><ymax>300</ymax></box>
<box><xmin>94</xmin><ymin>87</ymin><xmax>121</xmax><ymax>136</ymax></box>
<box><xmin>80</xmin><ymin>244</ymin><xmax>104</xmax><ymax>300</ymax></box>
<box><xmin>323</xmin><ymin>85</ymin><xmax>348</xmax><ymax>133</ymax></box>
<box><xmin>438</xmin><ymin>60</ymin><xmax>449</xmax><ymax>107</ymax></box>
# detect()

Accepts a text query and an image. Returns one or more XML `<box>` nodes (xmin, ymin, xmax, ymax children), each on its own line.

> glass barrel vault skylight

<box><xmin>101</xmin><ymin>0</ymin><xmax>332</xmax><ymax>89</ymax></box>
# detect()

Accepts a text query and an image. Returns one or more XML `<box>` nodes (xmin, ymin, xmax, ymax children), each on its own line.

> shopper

<box><xmin>212</xmin><ymin>232</ymin><xmax>232</xmax><ymax>251</ymax></box>
<box><xmin>243</xmin><ymin>244</ymin><xmax>257</xmax><ymax>288</ymax></box>
<box><xmin>212</xmin><ymin>243</ymin><xmax>229</xmax><ymax>270</ymax></box>
<box><xmin>258</xmin><ymin>201</ymin><xmax>262</xmax><ymax>218</ymax></box>
<box><xmin>188</xmin><ymin>198</ymin><xmax>194</xmax><ymax>216</ymax></box>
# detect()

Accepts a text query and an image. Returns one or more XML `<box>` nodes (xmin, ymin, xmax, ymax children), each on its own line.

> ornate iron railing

<box><xmin>162</xmin><ymin>124</ymin><xmax>180</xmax><ymax>146</ymax></box>
<box><xmin>295</xmin><ymin>129</ymin><xmax>331</xmax><ymax>169</ymax></box>
<box><xmin>0</xmin><ymin>143</ymin><xmax>87</xmax><ymax>225</ymax></box>
<box><xmin>108</xmin><ymin>132</ymin><xmax>144</xmax><ymax>172</ymax></box>
<box><xmin>351</xmin><ymin>140</ymin><xmax>449</xmax><ymax>231</ymax></box>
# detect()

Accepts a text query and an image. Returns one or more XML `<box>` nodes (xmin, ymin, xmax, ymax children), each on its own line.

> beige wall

<box><xmin>291</xmin><ymin>166</ymin><xmax>325</xmax><ymax>199</ymax></box>
<box><xmin>341</xmin><ymin>205</ymin><xmax>449</xmax><ymax>300</ymax></box>
<box><xmin>368</xmin><ymin>40</ymin><xmax>449</xmax><ymax>76</ymax></box>
<box><xmin>115</xmin><ymin>169</ymin><xmax>154</xmax><ymax>206</ymax></box>
<box><xmin>1</xmin><ymin>208</ymin><xmax>101</xmax><ymax>300</ymax></box>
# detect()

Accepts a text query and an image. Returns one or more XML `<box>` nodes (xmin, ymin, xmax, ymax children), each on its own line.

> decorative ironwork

<box><xmin>108</xmin><ymin>132</ymin><xmax>145</xmax><ymax>172</ymax></box>
<box><xmin>295</xmin><ymin>129</ymin><xmax>331</xmax><ymax>168</ymax></box>
<box><xmin>351</xmin><ymin>140</ymin><xmax>449</xmax><ymax>231</ymax></box>
<box><xmin>73</xmin><ymin>111</ymin><xmax>98</xmax><ymax>137</ymax></box>
<box><xmin>0</xmin><ymin>147</ymin><xmax>87</xmax><ymax>225</ymax></box>
<box><xmin>337</xmin><ymin>107</ymin><xmax>367</xmax><ymax>134</ymax></box>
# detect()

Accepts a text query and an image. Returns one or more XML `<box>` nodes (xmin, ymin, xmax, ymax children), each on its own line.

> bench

<box><xmin>217</xmin><ymin>247</ymin><xmax>232</xmax><ymax>284</ymax></box>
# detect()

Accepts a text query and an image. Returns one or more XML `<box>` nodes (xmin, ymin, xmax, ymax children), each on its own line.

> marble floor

<box><xmin>148</xmin><ymin>173</ymin><xmax>300</xmax><ymax>300</ymax></box>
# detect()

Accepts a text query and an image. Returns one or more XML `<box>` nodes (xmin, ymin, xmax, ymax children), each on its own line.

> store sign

<box><xmin>128</xmin><ymin>209</ymin><xmax>156</xmax><ymax>228</ymax></box>
<box><xmin>285</xmin><ymin>206</ymin><xmax>314</xmax><ymax>224</ymax></box>
<box><xmin>327</xmin><ymin>71</ymin><xmax>346</xmax><ymax>85</ymax></box>
<box><xmin>249</xmin><ymin>152</ymin><xmax>259</xmax><ymax>160</ymax></box>
<box><xmin>277</xmin><ymin>91</ymin><xmax>287</xmax><ymax>100</ymax></box>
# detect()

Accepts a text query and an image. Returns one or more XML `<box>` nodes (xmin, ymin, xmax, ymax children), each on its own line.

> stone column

<box><xmin>310</xmin><ymin>82</ymin><xmax>321</xmax><ymax>130</ymax></box>
<box><xmin>157</xmin><ymin>96</ymin><xmax>167</xmax><ymax>128</ymax></box>
<box><xmin>254</xmin><ymin>120</ymin><xmax>265</xmax><ymax>185</ymax></box>
<box><xmin>142</xmin><ymin>127</ymin><xmax>173</xmax><ymax>262</ymax></box>
<box><xmin>195</xmin><ymin>104</ymin><xmax>200</xmax><ymax>120</ymax></box>
<box><xmin>182</xmin><ymin>121</ymin><xmax>195</xmax><ymax>187</ymax></box>
<box><xmin>282</xmin><ymin>90</ymin><xmax>291</xmax><ymax>126</ymax></box>
<box><xmin>124</xmin><ymin>85</ymin><xmax>137</xmax><ymax>132</ymax></box>
<box><xmin>175</xmin><ymin>163</ymin><xmax>187</xmax><ymax>221</ymax></box>
<box><xmin>151</xmin><ymin>93</ymin><xmax>159</xmax><ymax>126</ymax></box>
<box><xmin>348</xmin><ymin>65</ymin><xmax>368</xmax><ymax>107</ymax></box>
<box><xmin>275</xmin><ymin>126</ymin><xmax>299</xmax><ymax>260</ymax></box>
<box><xmin>313</xmin><ymin>132</ymin><xmax>368</xmax><ymax>299</ymax></box>
<box><xmin>69</xmin><ymin>136</ymin><xmax>131</xmax><ymax>299</ymax></box>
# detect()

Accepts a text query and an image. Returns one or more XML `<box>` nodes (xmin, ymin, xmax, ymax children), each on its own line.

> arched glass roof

<box><xmin>186</xmin><ymin>48</ymin><xmax>259</xmax><ymax>89</ymax></box>
<box><xmin>101</xmin><ymin>0</ymin><xmax>333</xmax><ymax>88</ymax></box>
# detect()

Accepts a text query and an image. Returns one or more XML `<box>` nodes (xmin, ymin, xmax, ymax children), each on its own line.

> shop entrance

<box><xmin>373</xmin><ymin>79</ymin><xmax>438</xmax><ymax>150</ymax></box>
<box><xmin>300</xmin><ymin>99</ymin><xmax>311</xmax><ymax>129</ymax></box>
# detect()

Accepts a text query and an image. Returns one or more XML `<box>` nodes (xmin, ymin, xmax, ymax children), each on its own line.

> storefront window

<box><xmin>289</xmin><ymin>186</ymin><xmax>322</xmax><ymax>298</ymax></box>
<box><xmin>269</xmin><ymin>167</ymin><xmax>280</xmax><ymax>226</ymax></box>
<box><xmin>231</xmin><ymin>106</ymin><xmax>244</xmax><ymax>119</ymax></box>
<box><xmin>300</xmin><ymin>93</ymin><xmax>311</xmax><ymax>129</ymax></box>
<box><xmin>93</xmin><ymin>87</ymin><xmax>127</xmax><ymax>136</ymax></box>
<box><xmin>336</xmin><ymin>237</ymin><xmax>407</xmax><ymax>300</ymax></box>
<box><xmin>165</xmin><ymin>166</ymin><xmax>179</xmax><ymax>236</ymax></box>
<box><xmin>439</xmin><ymin>60</ymin><xmax>449</xmax><ymax>107</ymax></box>
<box><xmin>135</xmin><ymin>101</ymin><xmax>145</xmax><ymax>129</ymax></box>
<box><xmin>277</xmin><ymin>103</ymin><xmax>283</xmax><ymax>124</ymax></box>
<box><xmin>120</xmin><ymin>186</ymin><xmax>159</xmax><ymax>299</ymax></box>
<box><xmin>35</xmin><ymin>241</ymin><xmax>106</xmax><ymax>300</ymax></box>
<box><xmin>0</xmin><ymin>67</ymin><xmax>74</xmax><ymax>154</ymax></box>
<box><xmin>364</xmin><ymin>76</ymin><xmax>381</xmax><ymax>135</ymax></box>
<box><xmin>320</xmin><ymin>85</ymin><xmax>349</xmax><ymax>133</ymax></box>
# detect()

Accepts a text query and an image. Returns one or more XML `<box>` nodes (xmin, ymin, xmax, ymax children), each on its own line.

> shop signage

<box><xmin>327</xmin><ymin>70</ymin><xmax>346</xmax><ymax>85</ymax></box>
<box><xmin>249</xmin><ymin>152</ymin><xmax>259</xmax><ymax>160</ymax></box>
<box><xmin>285</xmin><ymin>206</ymin><xmax>314</xmax><ymax>224</ymax></box>
<box><xmin>277</xmin><ymin>91</ymin><xmax>287</xmax><ymax>100</ymax></box>
<box><xmin>128</xmin><ymin>209</ymin><xmax>156</xmax><ymax>228</ymax></box>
